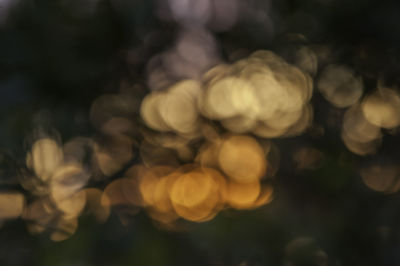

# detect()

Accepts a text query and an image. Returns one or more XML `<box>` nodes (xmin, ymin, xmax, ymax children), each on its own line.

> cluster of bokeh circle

<box><xmin>1</xmin><ymin>41</ymin><xmax>399</xmax><ymax>241</ymax></box>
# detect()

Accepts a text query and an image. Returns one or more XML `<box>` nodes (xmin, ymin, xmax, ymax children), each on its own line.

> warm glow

<box><xmin>226</xmin><ymin>181</ymin><xmax>261</xmax><ymax>209</ymax></box>
<box><xmin>27</xmin><ymin>138</ymin><xmax>63</xmax><ymax>181</ymax></box>
<box><xmin>0</xmin><ymin>192</ymin><xmax>25</xmax><ymax>220</ymax></box>
<box><xmin>170</xmin><ymin>168</ymin><xmax>220</xmax><ymax>221</ymax></box>
<box><xmin>362</xmin><ymin>88</ymin><xmax>400</xmax><ymax>129</ymax></box>
<box><xmin>218</xmin><ymin>135</ymin><xmax>266</xmax><ymax>183</ymax></box>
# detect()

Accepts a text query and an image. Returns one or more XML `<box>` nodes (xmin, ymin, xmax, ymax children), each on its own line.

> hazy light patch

<box><xmin>0</xmin><ymin>192</ymin><xmax>25</xmax><ymax>220</ymax></box>
<box><xmin>27</xmin><ymin>138</ymin><xmax>63</xmax><ymax>182</ymax></box>
<box><xmin>294</xmin><ymin>46</ymin><xmax>318</xmax><ymax>76</ymax></box>
<box><xmin>49</xmin><ymin>164</ymin><xmax>89</xmax><ymax>219</ymax></box>
<box><xmin>170</xmin><ymin>168</ymin><xmax>220</xmax><ymax>222</ymax></box>
<box><xmin>318</xmin><ymin>65</ymin><xmax>363</xmax><ymax>108</ymax></box>
<box><xmin>360</xmin><ymin>163</ymin><xmax>400</xmax><ymax>193</ymax></box>
<box><xmin>218</xmin><ymin>135</ymin><xmax>266</xmax><ymax>184</ymax></box>
<box><xmin>341</xmin><ymin>104</ymin><xmax>382</xmax><ymax>155</ymax></box>
<box><xmin>159</xmin><ymin>0</ymin><xmax>239</xmax><ymax>31</ymax></box>
<box><xmin>49</xmin><ymin>217</ymin><xmax>78</xmax><ymax>242</ymax></box>
<box><xmin>225</xmin><ymin>181</ymin><xmax>261</xmax><ymax>210</ymax></box>
<box><xmin>362</xmin><ymin>88</ymin><xmax>400</xmax><ymax>129</ymax></box>
<box><xmin>93</xmin><ymin>118</ymin><xmax>135</xmax><ymax>177</ymax></box>
<box><xmin>141</xmin><ymin>80</ymin><xmax>202</xmax><ymax>138</ymax></box>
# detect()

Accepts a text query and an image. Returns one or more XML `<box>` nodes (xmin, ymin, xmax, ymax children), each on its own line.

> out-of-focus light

<box><xmin>139</xmin><ymin>166</ymin><xmax>174</xmax><ymax>207</ymax></box>
<box><xmin>318</xmin><ymin>65</ymin><xmax>363</xmax><ymax>108</ymax></box>
<box><xmin>195</xmin><ymin>140</ymin><xmax>221</xmax><ymax>169</ymax></box>
<box><xmin>294</xmin><ymin>46</ymin><xmax>318</xmax><ymax>76</ymax></box>
<box><xmin>253</xmin><ymin>121</ymin><xmax>290</xmax><ymax>138</ymax></box>
<box><xmin>63</xmin><ymin>137</ymin><xmax>93</xmax><ymax>164</ymax></box>
<box><xmin>343</xmin><ymin>104</ymin><xmax>381</xmax><ymax>143</ymax></box>
<box><xmin>152</xmin><ymin>173</ymin><xmax>177</xmax><ymax>214</ymax></box>
<box><xmin>101</xmin><ymin>178</ymin><xmax>140</xmax><ymax>225</ymax></box>
<box><xmin>93</xmin><ymin>131</ymin><xmax>134</xmax><ymax>177</ymax></box>
<box><xmin>218</xmin><ymin>135</ymin><xmax>266</xmax><ymax>184</ymax></box>
<box><xmin>342</xmin><ymin>131</ymin><xmax>381</xmax><ymax>156</ymax></box>
<box><xmin>141</xmin><ymin>92</ymin><xmax>171</xmax><ymax>132</ymax></box>
<box><xmin>141</xmin><ymin>80</ymin><xmax>203</xmax><ymax>137</ymax></box>
<box><xmin>23</xmin><ymin>197</ymin><xmax>58</xmax><ymax>235</ymax></box>
<box><xmin>27</xmin><ymin>138</ymin><xmax>63</xmax><ymax>182</ymax></box>
<box><xmin>254</xmin><ymin>185</ymin><xmax>274</xmax><ymax>208</ymax></box>
<box><xmin>50</xmin><ymin>164</ymin><xmax>89</xmax><ymax>195</ymax></box>
<box><xmin>49</xmin><ymin>217</ymin><xmax>78</xmax><ymax>242</ymax></box>
<box><xmin>176</xmin><ymin>29</ymin><xmax>217</xmax><ymax>69</ymax></box>
<box><xmin>121</xmin><ymin>165</ymin><xmax>147</xmax><ymax>207</ymax></box>
<box><xmin>283</xmin><ymin>104</ymin><xmax>314</xmax><ymax>137</ymax></box>
<box><xmin>162</xmin><ymin>50</ymin><xmax>203</xmax><ymax>80</ymax></box>
<box><xmin>147</xmin><ymin>63</ymin><xmax>175</xmax><ymax>92</ymax></box>
<box><xmin>225</xmin><ymin>181</ymin><xmax>261</xmax><ymax>210</ymax></box>
<box><xmin>361</xmin><ymin>88</ymin><xmax>400</xmax><ymax>129</ymax></box>
<box><xmin>342</xmin><ymin>104</ymin><xmax>382</xmax><ymax>155</ymax></box>
<box><xmin>102</xmin><ymin>179</ymin><xmax>134</xmax><ymax>208</ymax></box>
<box><xmin>205</xmin><ymin>77</ymin><xmax>258</xmax><ymax>119</ymax></box>
<box><xmin>22</xmin><ymin>194</ymin><xmax>80</xmax><ymax>241</ymax></box>
<box><xmin>0</xmin><ymin>192</ymin><xmax>25</xmax><ymax>220</ymax></box>
<box><xmin>360</xmin><ymin>163</ymin><xmax>400</xmax><ymax>193</ymax></box>
<box><xmin>147</xmin><ymin>28</ymin><xmax>218</xmax><ymax>82</ymax></box>
<box><xmin>159</xmin><ymin>80</ymin><xmax>201</xmax><ymax>134</ymax></box>
<box><xmin>221</xmin><ymin>115</ymin><xmax>257</xmax><ymax>134</ymax></box>
<box><xmin>168</xmin><ymin>0</ymin><xmax>211</xmax><ymax>25</ymax></box>
<box><xmin>143</xmin><ymin>50</ymin><xmax>313</xmax><ymax>139</ymax></box>
<box><xmin>158</xmin><ymin>0</ymin><xmax>239</xmax><ymax>31</ymax></box>
<box><xmin>18</xmin><ymin>172</ymin><xmax>48</xmax><ymax>196</ymax></box>
<box><xmin>100</xmin><ymin>117</ymin><xmax>135</xmax><ymax>137</ymax></box>
<box><xmin>170</xmin><ymin>168</ymin><xmax>219</xmax><ymax>222</ymax></box>
<box><xmin>140</xmin><ymin>140</ymin><xmax>180</xmax><ymax>167</ymax></box>
<box><xmin>202</xmin><ymin>64</ymin><xmax>232</xmax><ymax>88</ymax></box>
<box><xmin>49</xmin><ymin>164</ymin><xmax>89</xmax><ymax>219</ymax></box>
<box><xmin>89</xmin><ymin>93</ymin><xmax>138</xmax><ymax>177</ymax></box>
<box><xmin>84</xmin><ymin>188</ymin><xmax>110</xmax><ymax>223</ymax></box>
<box><xmin>197</xmin><ymin>50</ymin><xmax>313</xmax><ymax>138</ymax></box>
